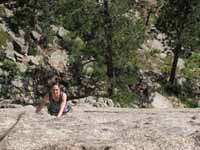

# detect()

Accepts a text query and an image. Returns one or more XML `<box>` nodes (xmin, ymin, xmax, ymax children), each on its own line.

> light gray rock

<box><xmin>48</xmin><ymin>49</ymin><xmax>69</xmax><ymax>73</ymax></box>
<box><xmin>16</xmin><ymin>62</ymin><xmax>27</xmax><ymax>73</ymax></box>
<box><xmin>31</xmin><ymin>30</ymin><xmax>41</xmax><ymax>42</ymax></box>
<box><xmin>50</xmin><ymin>25</ymin><xmax>59</xmax><ymax>33</ymax></box>
<box><xmin>4</xmin><ymin>7</ymin><xmax>13</xmax><ymax>17</ymax></box>
<box><xmin>18</xmin><ymin>29</ymin><xmax>25</xmax><ymax>37</ymax></box>
<box><xmin>177</xmin><ymin>58</ymin><xmax>185</xmax><ymax>70</ymax></box>
<box><xmin>9</xmin><ymin>32</ymin><xmax>29</xmax><ymax>55</ymax></box>
<box><xmin>58</xmin><ymin>26</ymin><xmax>71</xmax><ymax>39</ymax></box>
<box><xmin>97</xmin><ymin>97</ymin><xmax>105</xmax><ymax>104</ymax></box>
<box><xmin>14</xmin><ymin>51</ymin><xmax>24</xmax><ymax>62</ymax></box>
<box><xmin>151</xmin><ymin>92</ymin><xmax>173</xmax><ymax>108</ymax></box>
<box><xmin>6</xmin><ymin>41</ymin><xmax>14</xmax><ymax>51</ymax></box>
<box><xmin>5</xmin><ymin>49</ymin><xmax>16</xmax><ymax>61</ymax></box>
<box><xmin>0</xmin><ymin>106</ymin><xmax>200</xmax><ymax>150</ymax></box>
<box><xmin>106</xmin><ymin>99</ymin><xmax>114</xmax><ymax>107</ymax></box>
<box><xmin>177</xmin><ymin>77</ymin><xmax>187</xmax><ymax>87</ymax></box>
<box><xmin>85</xmin><ymin>96</ymin><xmax>97</xmax><ymax>104</ymax></box>
<box><xmin>27</xmin><ymin>55</ymin><xmax>43</xmax><ymax>66</ymax></box>
<box><xmin>83</xmin><ymin>62</ymin><xmax>94</xmax><ymax>77</ymax></box>
<box><xmin>11</xmin><ymin>79</ymin><xmax>23</xmax><ymax>88</ymax></box>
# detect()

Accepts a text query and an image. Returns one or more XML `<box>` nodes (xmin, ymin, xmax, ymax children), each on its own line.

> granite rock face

<box><xmin>0</xmin><ymin>106</ymin><xmax>200</xmax><ymax>150</ymax></box>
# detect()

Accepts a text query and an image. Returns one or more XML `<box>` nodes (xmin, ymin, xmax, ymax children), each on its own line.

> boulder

<box><xmin>16</xmin><ymin>62</ymin><xmax>27</xmax><ymax>73</ymax></box>
<box><xmin>31</xmin><ymin>30</ymin><xmax>41</xmax><ymax>42</ymax></box>
<box><xmin>12</xmin><ymin>36</ymin><xmax>29</xmax><ymax>55</ymax></box>
<box><xmin>27</xmin><ymin>55</ymin><xmax>43</xmax><ymax>66</ymax></box>
<box><xmin>48</xmin><ymin>49</ymin><xmax>69</xmax><ymax>73</ymax></box>
<box><xmin>4</xmin><ymin>49</ymin><xmax>15</xmax><ymax>61</ymax></box>
<box><xmin>4</xmin><ymin>6</ymin><xmax>13</xmax><ymax>17</ymax></box>
<box><xmin>177</xmin><ymin>58</ymin><xmax>185</xmax><ymax>70</ymax></box>
<box><xmin>58</xmin><ymin>26</ymin><xmax>71</xmax><ymax>40</ymax></box>
<box><xmin>151</xmin><ymin>92</ymin><xmax>173</xmax><ymax>108</ymax></box>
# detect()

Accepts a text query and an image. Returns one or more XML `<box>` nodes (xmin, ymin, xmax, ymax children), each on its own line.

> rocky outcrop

<box><xmin>151</xmin><ymin>92</ymin><xmax>173</xmax><ymax>108</ymax></box>
<box><xmin>0</xmin><ymin>106</ymin><xmax>200</xmax><ymax>150</ymax></box>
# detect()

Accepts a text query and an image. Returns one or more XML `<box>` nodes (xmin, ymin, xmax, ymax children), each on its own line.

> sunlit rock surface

<box><xmin>0</xmin><ymin>105</ymin><xmax>200</xmax><ymax>150</ymax></box>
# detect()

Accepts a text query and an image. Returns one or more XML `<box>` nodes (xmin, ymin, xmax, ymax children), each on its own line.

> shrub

<box><xmin>0</xmin><ymin>5</ymin><xmax>6</xmax><ymax>17</ymax></box>
<box><xmin>28</xmin><ymin>43</ymin><xmax>38</xmax><ymax>56</ymax></box>
<box><xmin>0</xmin><ymin>27</ymin><xmax>10</xmax><ymax>47</ymax></box>
<box><xmin>160</xmin><ymin>55</ymin><xmax>172</xmax><ymax>74</ymax></box>
<box><xmin>1</xmin><ymin>59</ymin><xmax>18</xmax><ymax>74</ymax></box>
<box><xmin>182</xmin><ymin>52</ymin><xmax>200</xmax><ymax>78</ymax></box>
<box><xmin>179</xmin><ymin>97</ymin><xmax>198</xmax><ymax>108</ymax></box>
<box><xmin>112</xmin><ymin>89</ymin><xmax>137</xmax><ymax>107</ymax></box>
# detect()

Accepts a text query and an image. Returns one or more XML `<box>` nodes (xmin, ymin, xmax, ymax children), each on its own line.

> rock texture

<box><xmin>1</xmin><ymin>105</ymin><xmax>200</xmax><ymax>150</ymax></box>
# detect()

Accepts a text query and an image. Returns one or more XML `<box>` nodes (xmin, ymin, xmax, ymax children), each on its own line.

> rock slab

<box><xmin>0</xmin><ymin>106</ymin><xmax>200</xmax><ymax>150</ymax></box>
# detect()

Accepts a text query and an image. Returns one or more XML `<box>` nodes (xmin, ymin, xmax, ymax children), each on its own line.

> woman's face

<box><xmin>51</xmin><ymin>85</ymin><xmax>60</xmax><ymax>98</ymax></box>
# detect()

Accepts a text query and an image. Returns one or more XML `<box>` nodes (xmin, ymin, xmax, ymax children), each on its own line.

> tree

<box><xmin>9</xmin><ymin>0</ymin><xmax>57</xmax><ymax>49</ymax></box>
<box><xmin>103</xmin><ymin>0</ymin><xmax>114</xmax><ymax>96</ymax></box>
<box><xmin>54</xmin><ymin>0</ymin><xmax>145</xmax><ymax>100</ymax></box>
<box><xmin>156</xmin><ymin>0</ymin><xmax>200</xmax><ymax>84</ymax></box>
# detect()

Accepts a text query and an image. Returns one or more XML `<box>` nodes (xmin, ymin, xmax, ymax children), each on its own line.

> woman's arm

<box><xmin>57</xmin><ymin>93</ymin><xmax>67</xmax><ymax>118</ymax></box>
<box><xmin>35</xmin><ymin>94</ymin><xmax>49</xmax><ymax>113</ymax></box>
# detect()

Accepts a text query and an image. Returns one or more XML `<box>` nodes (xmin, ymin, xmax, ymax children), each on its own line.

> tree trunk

<box><xmin>169</xmin><ymin>41</ymin><xmax>181</xmax><ymax>85</ymax></box>
<box><xmin>103</xmin><ymin>0</ymin><xmax>114</xmax><ymax>96</ymax></box>
<box><xmin>145</xmin><ymin>8</ymin><xmax>152</xmax><ymax>26</ymax></box>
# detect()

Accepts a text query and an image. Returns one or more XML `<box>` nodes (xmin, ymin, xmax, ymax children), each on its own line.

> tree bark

<box><xmin>169</xmin><ymin>40</ymin><xmax>181</xmax><ymax>85</ymax></box>
<box><xmin>103</xmin><ymin>0</ymin><xmax>114</xmax><ymax>96</ymax></box>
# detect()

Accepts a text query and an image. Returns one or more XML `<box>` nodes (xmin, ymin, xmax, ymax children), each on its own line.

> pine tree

<box><xmin>54</xmin><ymin>0</ymin><xmax>145</xmax><ymax>100</ymax></box>
<box><xmin>156</xmin><ymin>0</ymin><xmax>200</xmax><ymax>84</ymax></box>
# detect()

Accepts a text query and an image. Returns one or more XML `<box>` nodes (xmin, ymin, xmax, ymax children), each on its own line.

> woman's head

<box><xmin>51</xmin><ymin>82</ymin><xmax>60</xmax><ymax>98</ymax></box>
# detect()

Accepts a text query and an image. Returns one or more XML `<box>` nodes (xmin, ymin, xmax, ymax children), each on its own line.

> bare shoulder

<box><xmin>62</xmin><ymin>92</ymin><xmax>67</xmax><ymax>97</ymax></box>
<box><xmin>61</xmin><ymin>92</ymin><xmax>67</xmax><ymax>101</ymax></box>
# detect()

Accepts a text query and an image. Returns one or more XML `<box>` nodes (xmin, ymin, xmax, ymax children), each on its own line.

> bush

<box><xmin>28</xmin><ymin>43</ymin><xmax>38</xmax><ymax>56</ymax></box>
<box><xmin>0</xmin><ymin>85</ymin><xmax>9</xmax><ymax>98</ymax></box>
<box><xmin>0</xmin><ymin>5</ymin><xmax>6</xmax><ymax>17</ymax></box>
<box><xmin>1</xmin><ymin>59</ymin><xmax>18</xmax><ymax>74</ymax></box>
<box><xmin>0</xmin><ymin>27</ymin><xmax>10</xmax><ymax>47</ymax></box>
<box><xmin>160</xmin><ymin>55</ymin><xmax>172</xmax><ymax>73</ymax></box>
<box><xmin>182</xmin><ymin>52</ymin><xmax>200</xmax><ymax>78</ymax></box>
<box><xmin>112</xmin><ymin>88</ymin><xmax>137</xmax><ymax>107</ymax></box>
<box><xmin>180</xmin><ymin>97</ymin><xmax>198</xmax><ymax>108</ymax></box>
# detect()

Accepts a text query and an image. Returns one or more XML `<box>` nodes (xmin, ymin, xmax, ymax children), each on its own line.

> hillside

<box><xmin>0</xmin><ymin>1</ymin><xmax>199</xmax><ymax>108</ymax></box>
<box><xmin>1</xmin><ymin>105</ymin><xmax>200</xmax><ymax>150</ymax></box>
<box><xmin>0</xmin><ymin>1</ymin><xmax>200</xmax><ymax>150</ymax></box>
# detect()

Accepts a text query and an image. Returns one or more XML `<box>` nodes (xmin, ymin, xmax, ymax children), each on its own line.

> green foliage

<box><xmin>55</xmin><ymin>0</ymin><xmax>145</xmax><ymax>96</ymax></box>
<box><xmin>1</xmin><ymin>59</ymin><xmax>18</xmax><ymax>74</ymax></box>
<box><xmin>182</xmin><ymin>52</ymin><xmax>200</xmax><ymax>78</ymax></box>
<box><xmin>112</xmin><ymin>89</ymin><xmax>137</xmax><ymax>107</ymax></box>
<box><xmin>156</xmin><ymin>0</ymin><xmax>200</xmax><ymax>50</ymax></box>
<box><xmin>0</xmin><ymin>85</ymin><xmax>9</xmax><ymax>98</ymax></box>
<box><xmin>149</xmin><ymin>49</ymin><xmax>161</xmax><ymax>56</ymax></box>
<box><xmin>180</xmin><ymin>97</ymin><xmax>198</xmax><ymax>108</ymax></box>
<box><xmin>93</xmin><ymin>64</ymin><xmax>107</xmax><ymax>81</ymax></box>
<box><xmin>42</xmin><ymin>27</ymin><xmax>56</xmax><ymax>48</ymax></box>
<box><xmin>0</xmin><ymin>5</ymin><xmax>5</xmax><ymax>17</ymax></box>
<box><xmin>0</xmin><ymin>27</ymin><xmax>10</xmax><ymax>47</ymax></box>
<box><xmin>155</xmin><ymin>0</ymin><xmax>200</xmax><ymax>84</ymax></box>
<box><xmin>160</xmin><ymin>55</ymin><xmax>172</xmax><ymax>73</ymax></box>
<box><xmin>8</xmin><ymin>0</ymin><xmax>146</xmax><ymax>105</ymax></box>
<box><xmin>62</xmin><ymin>30</ymin><xmax>74</xmax><ymax>47</ymax></box>
<box><xmin>72</xmin><ymin>37</ymin><xmax>85</xmax><ymax>51</ymax></box>
<box><xmin>181</xmin><ymin>1</ymin><xmax>200</xmax><ymax>50</ymax></box>
<box><xmin>28</xmin><ymin>45</ymin><xmax>38</xmax><ymax>56</ymax></box>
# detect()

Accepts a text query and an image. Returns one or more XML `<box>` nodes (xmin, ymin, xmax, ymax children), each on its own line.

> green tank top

<box><xmin>48</xmin><ymin>91</ymin><xmax>64</xmax><ymax>113</ymax></box>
